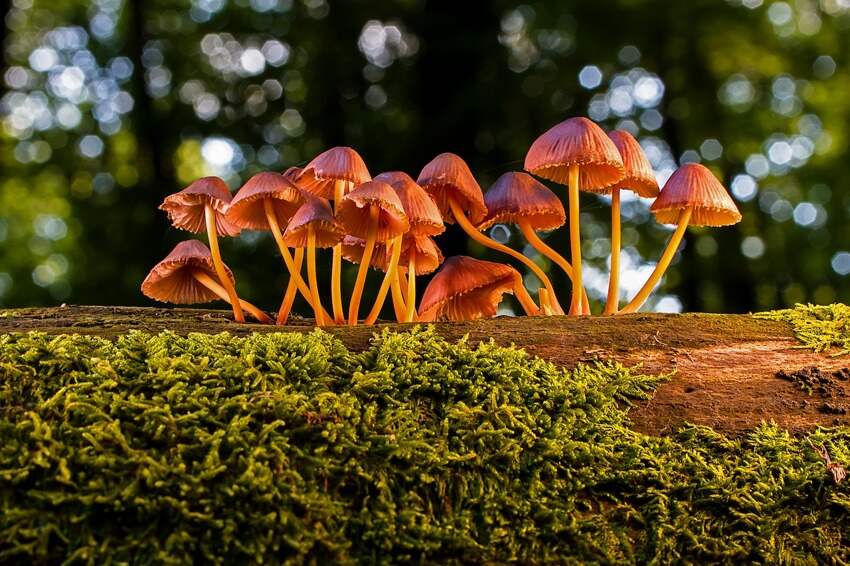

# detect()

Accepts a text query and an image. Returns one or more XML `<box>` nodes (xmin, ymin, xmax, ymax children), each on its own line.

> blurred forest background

<box><xmin>1</xmin><ymin>0</ymin><xmax>848</xmax><ymax>315</ymax></box>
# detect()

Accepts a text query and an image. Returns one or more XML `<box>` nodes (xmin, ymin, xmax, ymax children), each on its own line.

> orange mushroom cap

<box><xmin>337</xmin><ymin>180</ymin><xmax>410</xmax><ymax>242</ymax></box>
<box><xmin>416</xmin><ymin>153</ymin><xmax>488</xmax><ymax>225</ymax></box>
<box><xmin>650</xmin><ymin>163</ymin><xmax>742</xmax><ymax>226</ymax></box>
<box><xmin>226</xmin><ymin>171</ymin><xmax>304</xmax><ymax>231</ymax></box>
<box><xmin>524</xmin><ymin>117</ymin><xmax>625</xmax><ymax>190</ymax></box>
<box><xmin>343</xmin><ymin>234</ymin><xmax>443</xmax><ymax>275</ymax></box>
<box><xmin>282</xmin><ymin>193</ymin><xmax>345</xmax><ymax>248</ymax></box>
<box><xmin>418</xmin><ymin>255</ymin><xmax>519</xmax><ymax>322</ymax></box>
<box><xmin>296</xmin><ymin>146</ymin><xmax>371</xmax><ymax>199</ymax></box>
<box><xmin>141</xmin><ymin>240</ymin><xmax>234</xmax><ymax>304</ymax></box>
<box><xmin>374</xmin><ymin>171</ymin><xmax>445</xmax><ymax>237</ymax></box>
<box><xmin>478</xmin><ymin>171</ymin><xmax>566</xmax><ymax>231</ymax></box>
<box><xmin>603</xmin><ymin>130</ymin><xmax>659</xmax><ymax>198</ymax></box>
<box><xmin>160</xmin><ymin>177</ymin><xmax>240</xmax><ymax>236</ymax></box>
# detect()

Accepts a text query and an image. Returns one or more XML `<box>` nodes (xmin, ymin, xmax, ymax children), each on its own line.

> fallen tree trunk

<box><xmin>2</xmin><ymin>305</ymin><xmax>848</xmax><ymax>434</ymax></box>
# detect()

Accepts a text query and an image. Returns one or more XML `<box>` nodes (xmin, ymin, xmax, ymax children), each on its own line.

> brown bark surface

<box><xmin>2</xmin><ymin>305</ymin><xmax>849</xmax><ymax>435</ymax></box>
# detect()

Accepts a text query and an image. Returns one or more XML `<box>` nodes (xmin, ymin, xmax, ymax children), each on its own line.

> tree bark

<box><xmin>2</xmin><ymin>306</ymin><xmax>848</xmax><ymax>435</ymax></box>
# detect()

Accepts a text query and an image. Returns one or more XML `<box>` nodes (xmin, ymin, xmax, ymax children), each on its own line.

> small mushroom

<box><xmin>417</xmin><ymin>153</ymin><xmax>559</xmax><ymax>314</ymax></box>
<box><xmin>418</xmin><ymin>255</ymin><xmax>537</xmax><ymax>321</ymax></box>
<box><xmin>479</xmin><ymin>171</ymin><xmax>589</xmax><ymax>314</ymax></box>
<box><xmin>618</xmin><ymin>163</ymin><xmax>741</xmax><ymax>314</ymax></box>
<box><xmin>375</xmin><ymin>171</ymin><xmax>445</xmax><ymax>322</ymax></box>
<box><xmin>226</xmin><ymin>171</ymin><xmax>317</xmax><ymax>324</ymax></box>
<box><xmin>282</xmin><ymin>194</ymin><xmax>345</xmax><ymax>326</ymax></box>
<box><xmin>296</xmin><ymin>147</ymin><xmax>371</xmax><ymax>323</ymax></box>
<box><xmin>525</xmin><ymin>117</ymin><xmax>625</xmax><ymax>315</ymax></box>
<box><xmin>337</xmin><ymin>180</ymin><xmax>409</xmax><ymax>325</ymax></box>
<box><xmin>141</xmin><ymin>240</ymin><xmax>272</xmax><ymax>323</ymax></box>
<box><xmin>160</xmin><ymin>176</ymin><xmax>245</xmax><ymax>322</ymax></box>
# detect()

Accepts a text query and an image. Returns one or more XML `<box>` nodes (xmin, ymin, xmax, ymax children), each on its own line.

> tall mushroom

<box><xmin>618</xmin><ymin>163</ymin><xmax>742</xmax><ymax>314</ymax></box>
<box><xmin>142</xmin><ymin>240</ymin><xmax>272</xmax><ymax>323</ymax></box>
<box><xmin>525</xmin><ymin>117</ymin><xmax>625</xmax><ymax>315</ymax></box>
<box><xmin>160</xmin><ymin>177</ymin><xmax>245</xmax><ymax>322</ymax></box>
<box><xmin>282</xmin><ymin>194</ymin><xmax>345</xmax><ymax>326</ymax></box>
<box><xmin>416</xmin><ymin>152</ymin><xmax>557</xmax><ymax>314</ymax></box>
<box><xmin>337</xmin><ymin>180</ymin><xmax>409</xmax><ymax>325</ymax></box>
<box><xmin>479</xmin><ymin>171</ymin><xmax>589</xmax><ymax>314</ymax></box>
<box><xmin>374</xmin><ymin>171</ymin><xmax>445</xmax><ymax>322</ymax></box>
<box><xmin>296</xmin><ymin>147</ymin><xmax>371</xmax><ymax>324</ymax></box>
<box><xmin>418</xmin><ymin>255</ymin><xmax>537</xmax><ymax>321</ymax></box>
<box><xmin>225</xmin><ymin>171</ymin><xmax>318</xmax><ymax>324</ymax></box>
<box><xmin>601</xmin><ymin>131</ymin><xmax>660</xmax><ymax>314</ymax></box>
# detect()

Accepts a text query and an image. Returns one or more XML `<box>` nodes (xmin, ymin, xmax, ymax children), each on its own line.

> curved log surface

<box><xmin>2</xmin><ymin>305</ymin><xmax>849</xmax><ymax>435</ymax></box>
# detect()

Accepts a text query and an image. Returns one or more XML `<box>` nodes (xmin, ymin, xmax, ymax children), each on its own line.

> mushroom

<box><xmin>600</xmin><ymin>131</ymin><xmax>660</xmax><ymax>314</ymax></box>
<box><xmin>525</xmin><ymin>117</ymin><xmax>625</xmax><ymax>315</ymax></box>
<box><xmin>479</xmin><ymin>171</ymin><xmax>589</xmax><ymax>314</ymax></box>
<box><xmin>141</xmin><ymin>240</ymin><xmax>272</xmax><ymax>323</ymax></box>
<box><xmin>160</xmin><ymin>176</ymin><xmax>245</xmax><ymax>322</ymax></box>
<box><xmin>296</xmin><ymin>147</ymin><xmax>371</xmax><ymax>324</ymax></box>
<box><xmin>337</xmin><ymin>180</ymin><xmax>409</xmax><ymax>325</ymax></box>
<box><xmin>282</xmin><ymin>193</ymin><xmax>345</xmax><ymax>326</ymax></box>
<box><xmin>418</xmin><ymin>255</ymin><xmax>537</xmax><ymax>321</ymax></box>
<box><xmin>618</xmin><ymin>163</ymin><xmax>742</xmax><ymax>314</ymax></box>
<box><xmin>374</xmin><ymin>171</ymin><xmax>445</xmax><ymax>322</ymax></box>
<box><xmin>416</xmin><ymin>152</ymin><xmax>558</xmax><ymax>314</ymax></box>
<box><xmin>226</xmin><ymin>171</ymin><xmax>319</xmax><ymax>324</ymax></box>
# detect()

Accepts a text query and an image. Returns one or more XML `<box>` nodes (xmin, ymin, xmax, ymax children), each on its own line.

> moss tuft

<box><xmin>757</xmin><ymin>303</ymin><xmax>850</xmax><ymax>355</ymax></box>
<box><xmin>2</xmin><ymin>327</ymin><xmax>850</xmax><ymax>563</ymax></box>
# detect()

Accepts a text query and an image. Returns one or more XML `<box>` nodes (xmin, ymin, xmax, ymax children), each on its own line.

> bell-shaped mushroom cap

<box><xmin>337</xmin><ymin>180</ymin><xmax>409</xmax><ymax>242</ymax></box>
<box><xmin>650</xmin><ymin>163</ymin><xmax>742</xmax><ymax>226</ymax></box>
<box><xmin>160</xmin><ymin>177</ymin><xmax>240</xmax><ymax>236</ymax></box>
<box><xmin>478</xmin><ymin>172</ymin><xmax>566</xmax><ymax>231</ymax></box>
<box><xmin>524</xmin><ymin>117</ymin><xmax>625</xmax><ymax>190</ymax></box>
<box><xmin>296</xmin><ymin>146</ymin><xmax>371</xmax><ymax>199</ymax></box>
<box><xmin>342</xmin><ymin>234</ymin><xmax>443</xmax><ymax>275</ymax></box>
<box><xmin>226</xmin><ymin>171</ymin><xmax>304</xmax><ymax>231</ymax></box>
<box><xmin>141</xmin><ymin>240</ymin><xmax>234</xmax><ymax>304</ymax></box>
<box><xmin>603</xmin><ymin>130</ymin><xmax>659</xmax><ymax>198</ymax></box>
<box><xmin>282</xmin><ymin>193</ymin><xmax>345</xmax><ymax>248</ymax></box>
<box><xmin>416</xmin><ymin>153</ymin><xmax>488</xmax><ymax>225</ymax></box>
<box><xmin>418</xmin><ymin>255</ymin><xmax>519</xmax><ymax>322</ymax></box>
<box><xmin>374</xmin><ymin>171</ymin><xmax>445</xmax><ymax>237</ymax></box>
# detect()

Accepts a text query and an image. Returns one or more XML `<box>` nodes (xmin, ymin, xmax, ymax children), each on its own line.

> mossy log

<box><xmin>2</xmin><ymin>305</ymin><xmax>848</xmax><ymax>435</ymax></box>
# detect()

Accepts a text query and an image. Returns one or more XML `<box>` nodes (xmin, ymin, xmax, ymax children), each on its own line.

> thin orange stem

<box><xmin>192</xmin><ymin>270</ymin><xmax>272</xmax><ymax>324</ymax></box>
<box><xmin>204</xmin><ymin>203</ymin><xmax>244</xmax><ymax>322</ymax></box>
<box><xmin>604</xmin><ymin>188</ymin><xmax>622</xmax><ymax>315</ymax></box>
<box><xmin>365</xmin><ymin>236</ymin><xmax>403</xmax><ymax>325</ymax></box>
<box><xmin>448</xmin><ymin>198</ymin><xmax>542</xmax><ymax>314</ymax></box>
<box><xmin>348</xmin><ymin>205</ymin><xmax>380</xmax><ymax>325</ymax></box>
<box><xmin>306</xmin><ymin>228</ymin><xmax>328</xmax><ymax>326</ymax></box>
<box><xmin>330</xmin><ymin>179</ymin><xmax>347</xmax><ymax>323</ymax></box>
<box><xmin>276</xmin><ymin>247</ymin><xmax>304</xmax><ymax>325</ymax></box>
<box><xmin>618</xmin><ymin>207</ymin><xmax>692</xmax><ymax>314</ymax></box>
<box><xmin>393</xmin><ymin>269</ymin><xmax>409</xmax><ymax>321</ymax></box>
<box><xmin>567</xmin><ymin>164</ymin><xmax>583</xmax><ymax>316</ymax></box>
<box><xmin>405</xmin><ymin>255</ymin><xmax>417</xmax><ymax>322</ymax></box>
<box><xmin>512</xmin><ymin>278</ymin><xmax>540</xmax><ymax>316</ymax></box>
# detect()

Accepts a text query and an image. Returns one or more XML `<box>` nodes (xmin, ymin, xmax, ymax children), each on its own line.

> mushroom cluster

<box><xmin>142</xmin><ymin>116</ymin><xmax>741</xmax><ymax>325</ymax></box>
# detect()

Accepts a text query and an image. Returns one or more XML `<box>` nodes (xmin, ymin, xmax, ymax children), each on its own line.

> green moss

<box><xmin>2</xmin><ymin>327</ymin><xmax>850</xmax><ymax>563</ymax></box>
<box><xmin>756</xmin><ymin>303</ymin><xmax>850</xmax><ymax>355</ymax></box>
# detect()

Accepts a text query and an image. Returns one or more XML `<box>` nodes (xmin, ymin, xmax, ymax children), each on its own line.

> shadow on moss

<box><xmin>1</xmin><ymin>326</ymin><xmax>850</xmax><ymax>563</ymax></box>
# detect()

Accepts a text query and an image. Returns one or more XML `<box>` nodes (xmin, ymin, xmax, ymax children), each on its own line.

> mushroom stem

<box><xmin>330</xmin><ymin>180</ymin><xmax>347</xmax><ymax>323</ymax></box>
<box><xmin>518</xmin><ymin>219</ymin><xmax>590</xmax><ymax>315</ymax></box>
<box><xmin>604</xmin><ymin>188</ymin><xmax>622</xmax><ymax>315</ymax></box>
<box><xmin>448</xmin><ymin>198</ymin><xmax>545</xmax><ymax>315</ymax></box>
<box><xmin>191</xmin><ymin>270</ymin><xmax>272</xmax><ymax>324</ymax></box>
<box><xmin>512</xmin><ymin>277</ymin><xmax>540</xmax><ymax>316</ymax></box>
<box><xmin>276</xmin><ymin>247</ymin><xmax>304</xmax><ymax>325</ymax></box>
<box><xmin>618</xmin><ymin>207</ymin><xmax>693</xmax><ymax>314</ymax></box>
<box><xmin>405</xmin><ymin>255</ymin><xmax>417</xmax><ymax>323</ymax></box>
<box><xmin>204</xmin><ymin>203</ymin><xmax>244</xmax><ymax>322</ymax></box>
<box><xmin>348</xmin><ymin>205</ymin><xmax>380</xmax><ymax>325</ymax></box>
<box><xmin>365</xmin><ymin>236</ymin><xmax>403</xmax><ymax>325</ymax></box>
<box><xmin>393</xmin><ymin>270</ymin><xmax>409</xmax><ymax>321</ymax></box>
<box><xmin>306</xmin><ymin>227</ymin><xmax>328</xmax><ymax>326</ymax></box>
<box><xmin>263</xmin><ymin>200</ymin><xmax>332</xmax><ymax>322</ymax></box>
<box><xmin>567</xmin><ymin>164</ymin><xmax>584</xmax><ymax>316</ymax></box>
